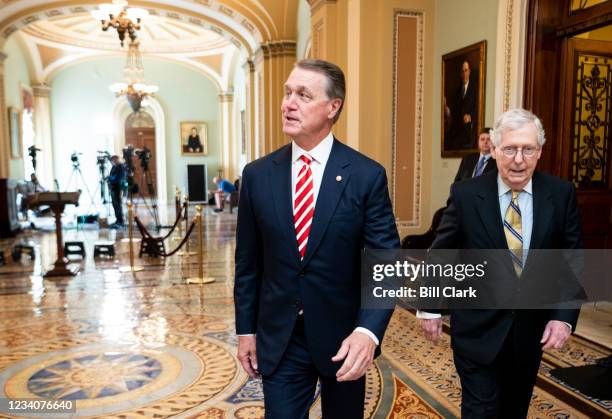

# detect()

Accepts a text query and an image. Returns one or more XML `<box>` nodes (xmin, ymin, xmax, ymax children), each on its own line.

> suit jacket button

<box><xmin>299</xmin><ymin>271</ymin><xmax>305</xmax><ymax>277</ymax></box>
<box><xmin>294</xmin><ymin>299</ymin><xmax>302</xmax><ymax>308</ymax></box>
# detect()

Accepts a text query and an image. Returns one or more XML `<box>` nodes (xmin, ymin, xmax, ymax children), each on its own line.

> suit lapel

<box><xmin>302</xmin><ymin>140</ymin><xmax>350</xmax><ymax>267</ymax></box>
<box><xmin>271</xmin><ymin>145</ymin><xmax>302</xmax><ymax>262</ymax></box>
<box><xmin>475</xmin><ymin>172</ymin><xmax>507</xmax><ymax>249</ymax></box>
<box><xmin>529</xmin><ymin>172</ymin><xmax>553</xmax><ymax>250</ymax></box>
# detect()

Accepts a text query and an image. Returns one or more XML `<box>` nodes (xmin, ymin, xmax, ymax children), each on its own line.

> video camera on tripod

<box><xmin>97</xmin><ymin>150</ymin><xmax>111</xmax><ymax>166</ymax></box>
<box><xmin>135</xmin><ymin>147</ymin><xmax>152</xmax><ymax>170</ymax></box>
<box><xmin>70</xmin><ymin>152</ymin><xmax>83</xmax><ymax>167</ymax></box>
<box><xmin>121</xmin><ymin>144</ymin><xmax>160</xmax><ymax>229</ymax></box>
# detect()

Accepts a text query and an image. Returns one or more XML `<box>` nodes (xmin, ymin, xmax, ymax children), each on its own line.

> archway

<box><xmin>112</xmin><ymin>96</ymin><xmax>167</xmax><ymax>204</ymax></box>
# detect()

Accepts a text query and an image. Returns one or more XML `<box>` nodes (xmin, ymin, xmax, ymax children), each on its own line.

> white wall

<box><xmin>431</xmin><ymin>0</ymin><xmax>500</xmax><ymax>213</ymax></box>
<box><xmin>50</xmin><ymin>57</ymin><xmax>220</xmax><ymax>205</ymax></box>
<box><xmin>4</xmin><ymin>36</ymin><xmax>31</xmax><ymax>180</ymax></box>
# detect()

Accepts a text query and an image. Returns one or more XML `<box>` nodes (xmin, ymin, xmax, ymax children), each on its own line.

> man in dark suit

<box><xmin>234</xmin><ymin>59</ymin><xmax>399</xmax><ymax>418</ymax></box>
<box><xmin>108</xmin><ymin>155</ymin><xmax>126</xmax><ymax>228</ymax></box>
<box><xmin>419</xmin><ymin>109</ymin><xmax>582</xmax><ymax>418</ymax></box>
<box><xmin>453</xmin><ymin>127</ymin><xmax>497</xmax><ymax>182</ymax></box>
<box><xmin>445</xmin><ymin>60</ymin><xmax>478</xmax><ymax>150</ymax></box>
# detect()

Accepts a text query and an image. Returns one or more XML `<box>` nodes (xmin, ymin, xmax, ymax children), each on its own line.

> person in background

<box><xmin>210</xmin><ymin>176</ymin><xmax>236</xmax><ymax>212</ymax></box>
<box><xmin>453</xmin><ymin>127</ymin><xmax>497</xmax><ymax>182</ymax></box>
<box><xmin>108</xmin><ymin>155</ymin><xmax>126</xmax><ymax>228</ymax></box>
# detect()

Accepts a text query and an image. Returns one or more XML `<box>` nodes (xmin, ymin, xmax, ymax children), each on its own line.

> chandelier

<box><xmin>91</xmin><ymin>0</ymin><xmax>149</xmax><ymax>47</ymax></box>
<box><xmin>109</xmin><ymin>41</ymin><xmax>158</xmax><ymax>113</ymax></box>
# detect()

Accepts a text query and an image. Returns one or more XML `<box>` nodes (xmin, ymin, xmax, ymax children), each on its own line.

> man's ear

<box><xmin>328</xmin><ymin>98</ymin><xmax>342</xmax><ymax>120</ymax></box>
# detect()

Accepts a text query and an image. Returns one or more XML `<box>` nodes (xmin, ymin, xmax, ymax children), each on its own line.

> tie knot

<box><xmin>511</xmin><ymin>190</ymin><xmax>521</xmax><ymax>201</ymax></box>
<box><xmin>299</xmin><ymin>154</ymin><xmax>313</xmax><ymax>165</ymax></box>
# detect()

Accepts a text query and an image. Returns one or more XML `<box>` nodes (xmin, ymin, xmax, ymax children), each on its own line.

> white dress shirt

<box><xmin>240</xmin><ymin>131</ymin><xmax>381</xmax><ymax>345</ymax></box>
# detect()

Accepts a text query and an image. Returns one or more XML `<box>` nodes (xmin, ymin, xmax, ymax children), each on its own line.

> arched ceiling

<box><xmin>23</xmin><ymin>13</ymin><xmax>231</xmax><ymax>53</ymax></box>
<box><xmin>0</xmin><ymin>1</ymin><xmax>300</xmax><ymax>90</ymax></box>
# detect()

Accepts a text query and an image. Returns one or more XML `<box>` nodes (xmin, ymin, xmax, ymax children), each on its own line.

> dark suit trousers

<box><xmin>262</xmin><ymin>317</ymin><xmax>366</xmax><ymax>419</ymax></box>
<box><xmin>110</xmin><ymin>186</ymin><xmax>123</xmax><ymax>224</ymax></box>
<box><xmin>453</xmin><ymin>326</ymin><xmax>542</xmax><ymax>419</ymax></box>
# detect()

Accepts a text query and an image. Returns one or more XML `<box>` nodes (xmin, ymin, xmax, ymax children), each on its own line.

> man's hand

<box><xmin>419</xmin><ymin>318</ymin><xmax>443</xmax><ymax>344</ymax></box>
<box><xmin>541</xmin><ymin>320</ymin><xmax>571</xmax><ymax>350</ymax></box>
<box><xmin>331</xmin><ymin>331</ymin><xmax>376</xmax><ymax>382</ymax></box>
<box><xmin>237</xmin><ymin>335</ymin><xmax>259</xmax><ymax>378</ymax></box>
<box><xmin>463</xmin><ymin>114</ymin><xmax>472</xmax><ymax>124</ymax></box>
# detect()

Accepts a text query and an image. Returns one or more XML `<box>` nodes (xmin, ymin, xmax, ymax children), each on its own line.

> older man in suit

<box><xmin>419</xmin><ymin>108</ymin><xmax>582</xmax><ymax>418</ymax></box>
<box><xmin>454</xmin><ymin>127</ymin><xmax>497</xmax><ymax>182</ymax></box>
<box><xmin>234</xmin><ymin>59</ymin><xmax>399</xmax><ymax>418</ymax></box>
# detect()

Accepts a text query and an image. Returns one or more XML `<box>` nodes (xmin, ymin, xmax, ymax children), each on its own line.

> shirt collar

<box><xmin>480</xmin><ymin>152</ymin><xmax>491</xmax><ymax>159</ymax></box>
<box><xmin>292</xmin><ymin>131</ymin><xmax>334</xmax><ymax>165</ymax></box>
<box><xmin>497</xmin><ymin>174</ymin><xmax>533</xmax><ymax>197</ymax></box>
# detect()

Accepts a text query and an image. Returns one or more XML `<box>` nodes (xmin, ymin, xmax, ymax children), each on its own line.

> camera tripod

<box><xmin>92</xmin><ymin>154</ymin><xmax>112</xmax><ymax>218</ymax></box>
<box><xmin>65</xmin><ymin>156</ymin><xmax>95</xmax><ymax>205</ymax></box>
<box><xmin>130</xmin><ymin>157</ymin><xmax>161</xmax><ymax>230</ymax></box>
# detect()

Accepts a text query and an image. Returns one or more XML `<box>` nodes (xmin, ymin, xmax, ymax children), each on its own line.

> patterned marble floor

<box><xmin>0</xmin><ymin>207</ymin><xmax>609</xmax><ymax>418</ymax></box>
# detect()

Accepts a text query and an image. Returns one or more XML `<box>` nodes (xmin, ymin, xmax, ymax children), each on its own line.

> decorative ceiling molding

<box><xmin>36</xmin><ymin>43</ymin><xmax>68</xmax><ymax>68</ymax></box>
<box><xmin>191</xmin><ymin>53</ymin><xmax>224</xmax><ymax>74</ymax></box>
<box><xmin>22</xmin><ymin>14</ymin><xmax>230</xmax><ymax>54</ymax></box>
<box><xmin>0</xmin><ymin>1</ymin><xmax>265</xmax><ymax>54</ymax></box>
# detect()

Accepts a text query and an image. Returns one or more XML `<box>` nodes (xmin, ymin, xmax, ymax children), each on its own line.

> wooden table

<box><xmin>33</xmin><ymin>191</ymin><xmax>81</xmax><ymax>278</ymax></box>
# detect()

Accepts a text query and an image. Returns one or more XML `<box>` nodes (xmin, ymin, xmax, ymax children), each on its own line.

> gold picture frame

<box><xmin>180</xmin><ymin>121</ymin><xmax>207</xmax><ymax>156</ymax></box>
<box><xmin>441</xmin><ymin>40</ymin><xmax>487</xmax><ymax>157</ymax></box>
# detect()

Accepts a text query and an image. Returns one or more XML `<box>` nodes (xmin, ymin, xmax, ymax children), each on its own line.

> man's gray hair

<box><xmin>490</xmin><ymin>108</ymin><xmax>546</xmax><ymax>147</ymax></box>
<box><xmin>295</xmin><ymin>59</ymin><xmax>345</xmax><ymax>123</ymax></box>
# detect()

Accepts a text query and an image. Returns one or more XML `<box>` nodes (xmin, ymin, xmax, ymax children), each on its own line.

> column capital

<box><xmin>218</xmin><ymin>92</ymin><xmax>234</xmax><ymax>103</ymax></box>
<box><xmin>33</xmin><ymin>84</ymin><xmax>52</xmax><ymax>98</ymax></box>
<box><xmin>242</xmin><ymin>59</ymin><xmax>255</xmax><ymax>73</ymax></box>
<box><xmin>257</xmin><ymin>40</ymin><xmax>297</xmax><ymax>60</ymax></box>
<box><xmin>308</xmin><ymin>0</ymin><xmax>337</xmax><ymax>14</ymax></box>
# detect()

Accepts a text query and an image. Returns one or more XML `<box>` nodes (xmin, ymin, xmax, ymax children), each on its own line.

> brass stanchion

<box><xmin>119</xmin><ymin>201</ymin><xmax>144</xmax><ymax>273</ymax></box>
<box><xmin>172</xmin><ymin>189</ymin><xmax>183</xmax><ymax>242</ymax></box>
<box><xmin>187</xmin><ymin>205</ymin><xmax>215</xmax><ymax>284</ymax></box>
<box><xmin>120</xmin><ymin>200</ymin><xmax>141</xmax><ymax>243</ymax></box>
<box><xmin>178</xmin><ymin>194</ymin><xmax>196</xmax><ymax>256</ymax></box>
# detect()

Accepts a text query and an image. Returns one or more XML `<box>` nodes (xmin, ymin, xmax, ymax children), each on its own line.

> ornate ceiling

<box><xmin>22</xmin><ymin>13</ymin><xmax>230</xmax><ymax>54</ymax></box>
<box><xmin>0</xmin><ymin>0</ymin><xmax>299</xmax><ymax>89</ymax></box>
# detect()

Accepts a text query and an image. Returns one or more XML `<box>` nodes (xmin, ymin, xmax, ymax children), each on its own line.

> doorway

<box><xmin>124</xmin><ymin>111</ymin><xmax>157</xmax><ymax>199</ymax></box>
<box><xmin>525</xmin><ymin>0</ymin><xmax>612</xmax><ymax>248</ymax></box>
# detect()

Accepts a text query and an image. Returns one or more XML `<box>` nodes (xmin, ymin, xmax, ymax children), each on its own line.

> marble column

<box><xmin>33</xmin><ymin>84</ymin><xmax>54</xmax><ymax>187</ymax></box>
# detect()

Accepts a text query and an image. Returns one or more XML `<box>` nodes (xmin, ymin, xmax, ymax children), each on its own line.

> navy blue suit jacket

<box><xmin>234</xmin><ymin>139</ymin><xmax>400</xmax><ymax>376</ymax></box>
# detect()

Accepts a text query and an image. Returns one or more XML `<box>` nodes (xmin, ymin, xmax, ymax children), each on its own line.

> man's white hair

<box><xmin>490</xmin><ymin>108</ymin><xmax>546</xmax><ymax>147</ymax></box>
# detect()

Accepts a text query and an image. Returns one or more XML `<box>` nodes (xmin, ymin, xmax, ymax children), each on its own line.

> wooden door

<box><xmin>125</xmin><ymin>126</ymin><xmax>157</xmax><ymax>199</ymax></box>
<box><xmin>559</xmin><ymin>37</ymin><xmax>612</xmax><ymax>248</ymax></box>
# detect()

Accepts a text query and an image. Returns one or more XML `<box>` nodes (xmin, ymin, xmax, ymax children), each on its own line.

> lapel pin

<box><xmin>336</xmin><ymin>175</ymin><xmax>342</xmax><ymax>182</ymax></box>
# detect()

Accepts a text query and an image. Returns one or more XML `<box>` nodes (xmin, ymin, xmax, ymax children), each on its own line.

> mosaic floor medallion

<box><xmin>0</xmin><ymin>335</ymin><xmax>237</xmax><ymax>418</ymax></box>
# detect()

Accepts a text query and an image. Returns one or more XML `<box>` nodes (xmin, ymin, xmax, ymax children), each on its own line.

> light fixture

<box><xmin>91</xmin><ymin>0</ymin><xmax>149</xmax><ymax>47</ymax></box>
<box><xmin>109</xmin><ymin>41</ymin><xmax>158</xmax><ymax>113</ymax></box>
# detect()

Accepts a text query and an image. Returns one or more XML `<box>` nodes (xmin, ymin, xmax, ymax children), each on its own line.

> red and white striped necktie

<box><xmin>294</xmin><ymin>154</ymin><xmax>314</xmax><ymax>259</ymax></box>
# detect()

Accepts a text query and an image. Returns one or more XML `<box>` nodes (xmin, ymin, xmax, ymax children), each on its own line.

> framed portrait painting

<box><xmin>8</xmin><ymin>107</ymin><xmax>21</xmax><ymax>158</ymax></box>
<box><xmin>441</xmin><ymin>40</ymin><xmax>487</xmax><ymax>157</ymax></box>
<box><xmin>180</xmin><ymin>121</ymin><xmax>207</xmax><ymax>156</ymax></box>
